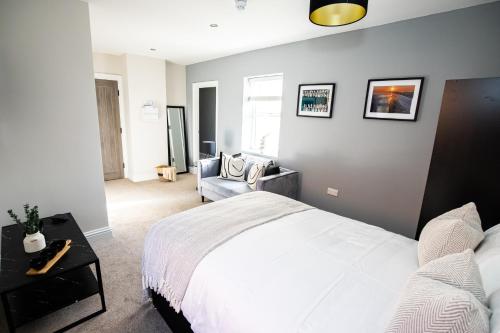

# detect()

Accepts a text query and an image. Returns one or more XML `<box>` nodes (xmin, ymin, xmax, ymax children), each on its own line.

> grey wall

<box><xmin>187</xmin><ymin>2</ymin><xmax>500</xmax><ymax>238</ymax></box>
<box><xmin>0</xmin><ymin>0</ymin><xmax>109</xmax><ymax>233</ymax></box>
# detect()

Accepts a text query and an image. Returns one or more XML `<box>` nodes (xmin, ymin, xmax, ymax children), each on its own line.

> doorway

<box><xmin>95</xmin><ymin>76</ymin><xmax>126</xmax><ymax>180</ymax></box>
<box><xmin>192</xmin><ymin>81</ymin><xmax>218</xmax><ymax>164</ymax></box>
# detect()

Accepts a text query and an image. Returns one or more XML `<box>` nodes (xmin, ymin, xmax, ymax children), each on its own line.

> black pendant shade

<box><xmin>309</xmin><ymin>0</ymin><xmax>368</xmax><ymax>27</ymax></box>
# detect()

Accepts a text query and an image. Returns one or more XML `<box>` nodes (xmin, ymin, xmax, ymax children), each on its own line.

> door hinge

<box><xmin>120</xmin><ymin>127</ymin><xmax>122</xmax><ymax>134</ymax></box>
<box><xmin>117</xmin><ymin>89</ymin><xmax>120</xmax><ymax>96</ymax></box>
<box><xmin>122</xmin><ymin>163</ymin><xmax>125</xmax><ymax>169</ymax></box>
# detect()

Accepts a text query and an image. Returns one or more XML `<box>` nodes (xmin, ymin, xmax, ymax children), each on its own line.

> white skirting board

<box><xmin>189</xmin><ymin>166</ymin><xmax>198</xmax><ymax>174</ymax></box>
<box><xmin>84</xmin><ymin>226</ymin><xmax>112</xmax><ymax>239</ymax></box>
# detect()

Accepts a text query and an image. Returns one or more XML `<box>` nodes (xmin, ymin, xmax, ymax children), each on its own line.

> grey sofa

<box><xmin>197</xmin><ymin>154</ymin><xmax>299</xmax><ymax>202</ymax></box>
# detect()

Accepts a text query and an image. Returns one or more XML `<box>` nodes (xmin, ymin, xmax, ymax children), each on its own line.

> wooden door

<box><xmin>95</xmin><ymin>79</ymin><xmax>124</xmax><ymax>181</ymax></box>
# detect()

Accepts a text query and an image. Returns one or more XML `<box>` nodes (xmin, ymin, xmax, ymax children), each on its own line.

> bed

<box><xmin>143</xmin><ymin>191</ymin><xmax>420</xmax><ymax>333</ymax></box>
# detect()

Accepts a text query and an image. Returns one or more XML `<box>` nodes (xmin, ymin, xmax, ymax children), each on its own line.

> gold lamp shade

<box><xmin>310</xmin><ymin>0</ymin><xmax>368</xmax><ymax>27</ymax></box>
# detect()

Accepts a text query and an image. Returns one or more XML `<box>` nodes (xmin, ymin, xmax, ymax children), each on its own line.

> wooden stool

<box><xmin>161</xmin><ymin>166</ymin><xmax>176</xmax><ymax>182</ymax></box>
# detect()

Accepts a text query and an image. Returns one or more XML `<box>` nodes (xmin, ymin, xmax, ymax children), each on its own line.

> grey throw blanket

<box><xmin>142</xmin><ymin>191</ymin><xmax>313</xmax><ymax>312</ymax></box>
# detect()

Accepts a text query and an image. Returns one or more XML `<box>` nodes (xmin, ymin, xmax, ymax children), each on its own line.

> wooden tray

<box><xmin>26</xmin><ymin>240</ymin><xmax>72</xmax><ymax>276</ymax></box>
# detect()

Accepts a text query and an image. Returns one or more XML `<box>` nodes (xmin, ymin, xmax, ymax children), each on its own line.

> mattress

<box><xmin>180</xmin><ymin>209</ymin><xmax>418</xmax><ymax>333</ymax></box>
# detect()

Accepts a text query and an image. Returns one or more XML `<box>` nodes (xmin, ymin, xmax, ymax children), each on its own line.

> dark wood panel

<box><xmin>417</xmin><ymin>77</ymin><xmax>500</xmax><ymax>238</ymax></box>
<box><xmin>95</xmin><ymin>79</ymin><xmax>124</xmax><ymax>181</ymax></box>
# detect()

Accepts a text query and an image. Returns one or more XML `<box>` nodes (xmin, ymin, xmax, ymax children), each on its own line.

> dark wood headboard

<box><xmin>417</xmin><ymin>77</ymin><xmax>500</xmax><ymax>239</ymax></box>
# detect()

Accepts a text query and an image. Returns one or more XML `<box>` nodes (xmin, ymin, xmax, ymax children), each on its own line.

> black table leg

<box><xmin>1</xmin><ymin>292</ymin><xmax>15</xmax><ymax>333</ymax></box>
<box><xmin>95</xmin><ymin>259</ymin><xmax>106</xmax><ymax>311</ymax></box>
<box><xmin>52</xmin><ymin>262</ymin><xmax>106</xmax><ymax>333</ymax></box>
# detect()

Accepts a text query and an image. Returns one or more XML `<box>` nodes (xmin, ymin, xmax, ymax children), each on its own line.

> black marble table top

<box><xmin>0</xmin><ymin>213</ymin><xmax>98</xmax><ymax>294</ymax></box>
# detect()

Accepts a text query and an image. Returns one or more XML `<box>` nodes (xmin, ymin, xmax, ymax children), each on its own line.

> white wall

<box><xmin>125</xmin><ymin>54</ymin><xmax>168</xmax><ymax>181</ymax></box>
<box><xmin>166</xmin><ymin>61</ymin><xmax>187</xmax><ymax>106</ymax></box>
<box><xmin>93</xmin><ymin>52</ymin><xmax>126</xmax><ymax>76</ymax></box>
<box><xmin>0</xmin><ymin>0</ymin><xmax>108</xmax><ymax>232</ymax></box>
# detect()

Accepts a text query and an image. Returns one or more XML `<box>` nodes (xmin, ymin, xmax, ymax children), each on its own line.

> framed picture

<box><xmin>297</xmin><ymin>83</ymin><xmax>335</xmax><ymax>118</ymax></box>
<box><xmin>363</xmin><ymin>77</ymin><xmax>424</xmax><ymax>121</ymax></box>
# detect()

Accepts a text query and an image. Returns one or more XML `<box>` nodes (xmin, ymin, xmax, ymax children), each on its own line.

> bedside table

<box><xmin>0</xmin><ymin>213</ymin><xmax>106</xmax><ymax>332</ymax></box>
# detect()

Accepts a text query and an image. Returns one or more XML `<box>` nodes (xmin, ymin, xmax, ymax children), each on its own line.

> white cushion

<box><xmin>437</xmin><ymin>202</ymin><xmax>483</xmax><ymax>232</ymax></box>
<box><xmin>385</xmin><ymin>276</ymin><xmax>490</xmax><ymax>333</ymax></box>
<box><xmin>218</xmin><ymin>153</ymin><xmax>246</xmax><ymax>182</ymax></box>
<box><xmin>418</xmin><ymin>203</ymin><xmax>484</xmax><ymax>266</ymax></box>
<box><xmin>246</xmin><ymin>163</ymin><xmax>265</xmax><ymax>190</ymax></box>
<box><xmin>475</xmin><ymin>224</ymin><xmax>500</xmax><ymax>297</ymax></box>
<box><xmin>416</xmin><ymin>249</ymin><xmax>487</xmax><ymax>305</ymax></box>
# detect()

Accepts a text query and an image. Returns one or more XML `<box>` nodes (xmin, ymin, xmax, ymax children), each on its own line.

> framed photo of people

<box><xmin>296</xmin><ymin>83</ymin><xmax>335</xmax><ymax>118</ymax></box>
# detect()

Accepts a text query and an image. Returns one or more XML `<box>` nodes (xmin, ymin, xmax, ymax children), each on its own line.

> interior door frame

<box><xmin>192</xmin><ymin>80</ymin><xmax>218</xmax><ymax>164</ymax></box>
<box><xmin>94</xmin><ymin>73</ymin><xmax>129</xmax><ymax>179</ymax></box>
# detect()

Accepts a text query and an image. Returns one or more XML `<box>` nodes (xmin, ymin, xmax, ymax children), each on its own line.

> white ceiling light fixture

<box><xmin>235</xmin><ymin>0</ymin><xmax>247</xmax><ymax>11</ymax></box>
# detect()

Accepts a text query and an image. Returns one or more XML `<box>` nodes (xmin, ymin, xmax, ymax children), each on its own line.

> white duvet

<box><xmin>180</xmin><ymin>209</ymin><xmax>418</xmax><ymax>333</ymax></box>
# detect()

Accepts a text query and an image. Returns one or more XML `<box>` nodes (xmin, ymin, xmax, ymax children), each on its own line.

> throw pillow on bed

<box><xmin>218</xmin><ymin>153</ymin><xmax>246</xmax><ymax>181</ymax></box>
<box><xmin>385</xmin><ymin>275</ymin><xmax>490</xmax><ymax>333</ymax></box>
<box><xmin>436</xmin><ymin>202</ymin><xmax>483</xmax><ymax>232</ymax></box>
<box><xmin>246</xmin><ymin>163</ymin><xmax>265</xmax><ymax>190</ymax></box>
<box><xmin>418</xmin><ymin>203</ymin><xmax>484</xmax><ymax>266</ymax></box>
<box><xmin>416</xmin><ymin>249</ymin><xmax>487</xmax><ymax>305</ymax></box>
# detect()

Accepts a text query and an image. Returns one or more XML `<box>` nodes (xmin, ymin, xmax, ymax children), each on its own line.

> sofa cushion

<box><xmin>219</xmin><ymin>153</ymin><xmax>246</xmax><ymax>182</ymax></box>
<box><xmin>243</xmin><ymin>154</ymin><xmax>276</xmax><ymax>180</ymax></box>
<box><xmin>201</xmin><ymin>177</ymin><xmax>253</xmax><ymax>198</ymax></box>
<box><xmin>247</xmin><ymin>163</ymin><xmax>266</xmax><ymax>190</ymax></box>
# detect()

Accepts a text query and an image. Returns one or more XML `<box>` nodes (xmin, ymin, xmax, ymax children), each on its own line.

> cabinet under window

<box><xmin>241</xmin><ymin>74</ymin><xmax>283</xmax><ymax>157</ymax></box>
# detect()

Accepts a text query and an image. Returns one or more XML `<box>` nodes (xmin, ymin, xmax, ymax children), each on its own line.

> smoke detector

<box><xmin>235</xmin><ymin>0</ymin><xmax>247</xmax><ymax>10</ymax></box>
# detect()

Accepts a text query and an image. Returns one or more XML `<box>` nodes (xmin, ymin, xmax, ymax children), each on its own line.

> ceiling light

<box><xmin>150</xmin><ymin>48</ymin><xmax>157</xmax><ymax>51</ymax></box>
<box><xmin>210</xmin><ymin>23</ymin><xmax>218</xmax><ymax>28</ymax></box>
<box><xmin>235</xmin><ymin>0</ymin><xmax>247</xmax><ymax>11</ymax></box>
<box><xmin>309</xmin><ymin>0</ymin><xmax>368</xmax><ymax>27</ymax></box>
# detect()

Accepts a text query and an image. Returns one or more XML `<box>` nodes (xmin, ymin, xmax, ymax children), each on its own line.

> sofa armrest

<box><xmin>197</xmin><ymin>158</ymin><xmax>220</xmax><ymax>195</ymax></box>
<box><xmin>256</xmin><ymin>169</ymin><xmax>299</xmax><ymax>200</ymax></box>
<box><xmin>198</xmin><ymin>157</ymin><xmax>220</xmax><ymax>178</ymax></box>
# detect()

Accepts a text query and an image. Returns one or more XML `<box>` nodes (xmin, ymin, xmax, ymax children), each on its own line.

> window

<box><xmin>241</xmin><ymin>74</ymin><xmax>283</xmax><ymax>157</ymax></box>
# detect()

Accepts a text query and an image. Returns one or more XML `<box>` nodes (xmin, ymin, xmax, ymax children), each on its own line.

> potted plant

<box><xmin>7</xmin><ymin>204</ymin><xmax>46</xmax><ymax>253</ymax></box>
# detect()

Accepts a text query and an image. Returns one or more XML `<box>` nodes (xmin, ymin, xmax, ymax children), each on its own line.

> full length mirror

<box><xmin>166</xmin><ymin>106</ymin><xmax>188</xmax><ymax>173</ymax></box>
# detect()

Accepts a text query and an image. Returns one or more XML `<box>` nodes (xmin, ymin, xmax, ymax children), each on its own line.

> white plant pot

<box><xmin>23</xmin><ymin>231</ymin><xmax>46</xmax><ymax>253</ymax></box>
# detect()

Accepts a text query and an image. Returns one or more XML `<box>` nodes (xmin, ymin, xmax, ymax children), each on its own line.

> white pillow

<box><xmin>218</xmin><ymin>153</ymin><xmax>246</xmax><ymax>182</ymax></box>
<box><xmin>246</xmin><ymin>163</ymin><xmax>265</xmax><ymax>190</ymax></box>
<box><xmin>475</xmin><ymin>224</ymin><xmax>500</xmax><ymax>297</ymax></box>
<box><xmin>489</xmin><ymin>289</ymin><xmax>500</xmax><ymax>333</ymax></box>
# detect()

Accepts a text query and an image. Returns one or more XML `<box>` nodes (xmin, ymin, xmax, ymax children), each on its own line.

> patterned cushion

<box><xmin>218</xmin><ymin>153</ymin><xmax>246</xmax><ymax>182</ymax></box>
<box><xmin>437</xmin><ymin>202</ymin><xmax>483</xmax><ymax>232</ymax></box>
<box><xmin>246</xmin><ymin>163</ymin><xmax>265</xmax><ymax>190</ymax></box>
<box><xmin>416</xmin><ymin>249</ymin><xmax>487</xmax><ymax>305</ymax></box>
<box><xmin>418</xmin><ymin>205</ymin><xmax>484</xmax><ymax>266</ymax></box>
<box><xmin>385</xmin><ymin>276</ymin><xmax>490</xmax><ymax>333</ymax></box>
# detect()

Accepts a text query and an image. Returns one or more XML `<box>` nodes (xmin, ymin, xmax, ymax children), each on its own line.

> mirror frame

<box><xmin>166</xmin><ymin>105</ymin><xmax>189</xmax><ymax>174</ymax></box>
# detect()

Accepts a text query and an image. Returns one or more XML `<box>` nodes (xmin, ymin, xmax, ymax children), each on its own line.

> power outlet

<box><xmin>327</xmin><ymin>187</ymin><xmax>339</xmax><ymax>197</ymax></box>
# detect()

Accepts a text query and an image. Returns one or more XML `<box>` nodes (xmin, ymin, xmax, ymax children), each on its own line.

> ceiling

<box><xmin>86</xmin><ymin>0</ymin><xmax>497</xmax><ymax>65</ymax></box>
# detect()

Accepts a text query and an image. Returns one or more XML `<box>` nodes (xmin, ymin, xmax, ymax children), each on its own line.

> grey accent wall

<box><xmin>0</xmin><ymin>0</ymin><xmax>108</xmax><ymax>233</ymax></box>
<box><xmin>187</xmin><ymin>2</ymin><xmax>500</xmax><ymax>238</ymax></box>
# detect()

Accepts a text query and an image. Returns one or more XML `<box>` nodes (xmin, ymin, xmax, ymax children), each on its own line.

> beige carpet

<box><xmin>18</xmin><ymin>174</ymin><xmax>202</xmax><ymax>333</ymax></box>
